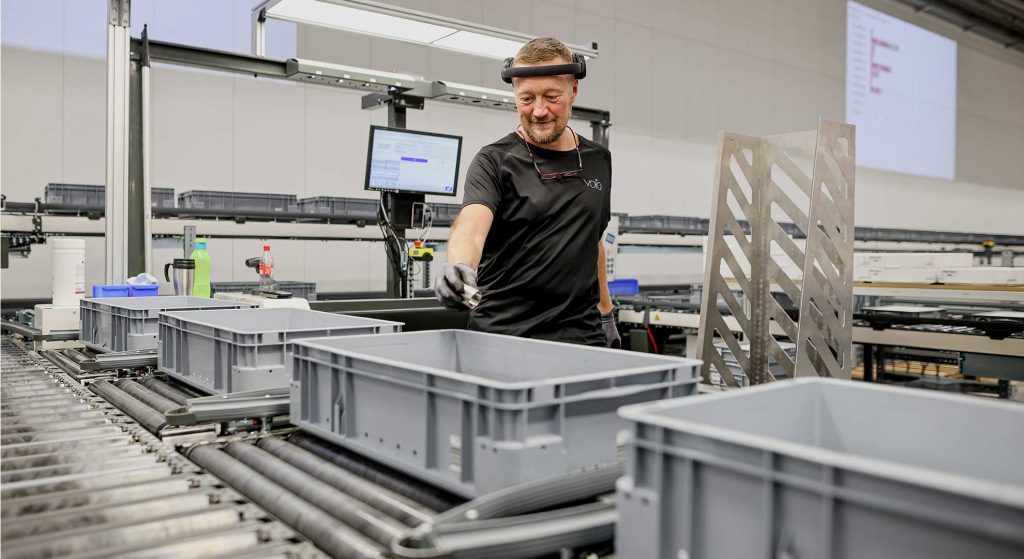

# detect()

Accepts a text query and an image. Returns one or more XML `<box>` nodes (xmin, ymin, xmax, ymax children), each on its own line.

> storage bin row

<box><xmin>295</xmin><ymin>197</ymin><xmax>461</xmax><ymax>226</ymax></box>
<box><xmin>45</xmin><ymin>183</ymin><xmax>174</xmax><ymax>209</ymax></box>
<box><xmin>178</xmin><ymin>190</ymin><xmax>299</xmax><ymax>213</ymax></box>
<box><xmin>210</xmin><ymin>281</ymin><xmax>317</xmax><ymax>301</ymax></box>
<box><xmin>39</xmin><ymin>185</ymin><xmax>465</xmax><ymax>225</ymax></box>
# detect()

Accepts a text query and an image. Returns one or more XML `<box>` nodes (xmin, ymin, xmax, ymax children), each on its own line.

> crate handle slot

<box><xmin>568</xmin><ymin>383</ymin><xmax>668</xmax><ymax>401</ymax></box>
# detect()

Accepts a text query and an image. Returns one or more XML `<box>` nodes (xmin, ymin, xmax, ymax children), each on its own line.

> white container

<box><xmin>854</xmin><ymin>252</ymin><xmax>973</xmax><ymax>269</ymax></box>
<box><xmin>937</xmin><ymin>267</ymin><xmax>1024</xmax><ymax>285</ymax></box>
<box><xmin>52</xmin><ymin>238</ymin><xmax>86</xmax><ymax>307</ymax></box>
<box><xmin>853</xmin><ymin>267</ymin><xmax>939</xmax><ymax>283</ymax></box>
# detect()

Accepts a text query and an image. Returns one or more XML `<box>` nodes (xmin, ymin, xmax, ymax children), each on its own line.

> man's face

<box><xmin>512</xmin><ymin>62</ymin><xmax>578</xmax><ymax>146</ymax></box>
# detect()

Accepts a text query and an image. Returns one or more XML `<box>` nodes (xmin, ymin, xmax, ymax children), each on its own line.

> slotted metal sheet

<box><xmin>698</xmin><ymin>119</ymin><xmax>855</xmax><ymax>386</ymax></box>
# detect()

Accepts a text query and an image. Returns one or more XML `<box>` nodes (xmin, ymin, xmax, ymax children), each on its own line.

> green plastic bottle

<box><xmin>190</xmin><ymin>238</ymin><xmax>212</xmax><ymax>297</ymax></box>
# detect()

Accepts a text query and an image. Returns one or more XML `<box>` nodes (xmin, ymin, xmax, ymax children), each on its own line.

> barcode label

<box><xmin>449</xmin><ymin>435</ymin><xmax>462</xmax><ymax>474</ymax></box>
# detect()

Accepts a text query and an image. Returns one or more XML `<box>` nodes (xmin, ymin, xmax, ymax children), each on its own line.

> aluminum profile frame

<box><xmin>697</xmin><ymin>119</ymin><xmax>856</xmax><ymax>386</ymax></box>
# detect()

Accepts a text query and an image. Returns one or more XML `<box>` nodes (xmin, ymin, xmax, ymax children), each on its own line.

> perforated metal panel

<box><xmin>697</xmin><ymin>119</ymin><xmax>855</xmax><ymax>386</ymax></box>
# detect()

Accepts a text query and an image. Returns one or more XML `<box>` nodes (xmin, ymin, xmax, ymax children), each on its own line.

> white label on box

<box><xmin>74</xmin><ymin>261</ymin><xmax>86</xmax><ymax>296</ymax></box>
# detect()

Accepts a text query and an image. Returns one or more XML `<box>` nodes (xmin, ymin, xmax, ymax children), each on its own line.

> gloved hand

<box><xmin>601</xmin><ymin>313</ymin><xmax>621</xmax><ymax>348</ymax></box>
<box><xmin>435</xmin><ymin>263</ymin><xmax>478</xmax><ymax>310</ymax></box>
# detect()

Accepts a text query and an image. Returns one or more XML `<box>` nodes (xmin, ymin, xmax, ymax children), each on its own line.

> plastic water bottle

<box><xmin>190</xmin><ymin>238</ymin><xmax>212</xmax><ymax>297</ymax></box>
<box><xmin>258</xmin><ymin>245</ymin><xmax>276</xmax><ymax>292</ymax></box>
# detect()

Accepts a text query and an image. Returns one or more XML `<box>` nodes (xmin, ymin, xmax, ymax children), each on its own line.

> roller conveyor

<box><xmin>3</xmin><ymin>332</ymin><xmax>619</xmax><ymax>558</ymax></box>
<box><xmin>0</xmin><ymin>337</ymin><xmax>316</xmax><ymax>559</ymax></box>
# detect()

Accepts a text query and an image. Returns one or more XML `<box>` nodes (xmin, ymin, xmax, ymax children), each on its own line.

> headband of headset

<box><xmin>500</xmin><ymin>52</ymin><xmax>586</xmax><ymax>84</ymax></box>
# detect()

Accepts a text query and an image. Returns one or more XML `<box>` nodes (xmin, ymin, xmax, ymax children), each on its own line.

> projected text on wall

<box><xmin>846</xmin><ymin>1</ymin><xmax>957</xmax><ymax>180</ymax></box>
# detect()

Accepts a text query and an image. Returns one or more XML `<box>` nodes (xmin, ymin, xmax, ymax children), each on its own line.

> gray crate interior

<box><xmin>44</xmin><ymin>184</ymin><xmax>174</xmax><ymax>208</ymax></box>
<box><xmin>615</xmin><ymin>378</ymin><xmax>1024</xmax><ymax>559</ymax></box>
<box><xmin>211</xmin><ymin>281</ymin><xmax>317</xmax><ymax>301</ymax></box>
<box><xmin>80</xmin><ymin>296</ymin><xmax>250</xmax><ymax>353</ymax></box>
<box><xmin>297</xmin><ymin>196</ymin><xmax>378</xmax><ymax>221</ymax></box>
<box><xmin>178</xmin><ymin>190</ymin><xmax>299</xmax><ymax>212</ymax></box>
<box><xmin>289</xmin><ymin>329</ymin><xmax>701</xmax><ymax>498</ymax></box>
<box><xmin>159</xmin><ymin>308</ymin><xmax>402</xmax><ymax>395</ymax></box>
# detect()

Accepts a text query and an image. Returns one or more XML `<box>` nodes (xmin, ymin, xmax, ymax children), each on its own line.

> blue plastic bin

<box><xmin>129</xmin><ymin>285</ymin><xmax>159</xmax><ymax>297</ymax></box>
<box><xmin>92</xmin><ymin>285</ymin><xmax>130</xmax><ymax>298</ymax></box>
<box><xmin>608</xmin><ymin>278</ymin><xmax>640</xmax><ymax>296</ymax></box>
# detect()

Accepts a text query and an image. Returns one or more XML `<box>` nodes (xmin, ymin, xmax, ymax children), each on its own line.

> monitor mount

<box><xmin>363</xmin><ymin>91</ymin><xmax>427</xmax><ymax>299</ymax></box>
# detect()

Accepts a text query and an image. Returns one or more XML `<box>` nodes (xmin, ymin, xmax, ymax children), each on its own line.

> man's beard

<box><xmin>522</xmin><ymin>117</ymin><xmax>566</xmax><ymax>145</ymax></box>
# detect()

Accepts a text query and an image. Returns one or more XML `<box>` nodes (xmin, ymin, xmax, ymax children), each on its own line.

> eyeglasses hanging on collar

<box><xmin>516</xmin><ymin>126</ymin><xmax>583</xmax><ymax>181</ymax></box>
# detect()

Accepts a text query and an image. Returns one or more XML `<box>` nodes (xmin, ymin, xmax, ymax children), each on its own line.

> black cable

<box><xmin>378</xmin><ymin>199</ymin><xmax>408</xmax><ymax>295</ymax></box>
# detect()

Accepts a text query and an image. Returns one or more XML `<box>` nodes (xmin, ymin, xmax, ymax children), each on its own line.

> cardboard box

<box><xmin>936</xmin><ymin>267</ymin><xmax>1024</xmax><ymax>285</ymax></box>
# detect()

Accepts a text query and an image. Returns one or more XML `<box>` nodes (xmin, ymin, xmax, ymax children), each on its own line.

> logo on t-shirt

<box><xmin>586</xmin><ymin>178</ymin><xmax>603</xmax><ymax>191</ymax></box>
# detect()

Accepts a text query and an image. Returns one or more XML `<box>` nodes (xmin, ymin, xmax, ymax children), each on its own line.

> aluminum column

<box><xmin>140</xmin><ymin>27</ymin><xmax>153</xmax><ymax>274</ymax></box>
<box><xmin>252</xmin><ymin>8</ymin><xmax>267</xmax><ymax>56</ymax></box>
<box><xmin>105</xmin><ymin>0</ymin><xmax>132</xmax><ymax>283</ymax></box>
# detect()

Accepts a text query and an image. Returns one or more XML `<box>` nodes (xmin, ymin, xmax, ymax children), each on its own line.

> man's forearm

<box><xmin>447</xmin><ymin>217</ymin><xmax>485</xmax><ymax>269</ymax></box>
<box><xmin>597</xmin><ymin>241</ymin><xmax>613</xmax><ymax>315</ymax></box>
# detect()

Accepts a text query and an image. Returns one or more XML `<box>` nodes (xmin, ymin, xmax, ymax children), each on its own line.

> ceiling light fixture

<box><xmin>254</xmin><ymin>0</ymin><xmax>598</xmax><ymax>60</ymax></box>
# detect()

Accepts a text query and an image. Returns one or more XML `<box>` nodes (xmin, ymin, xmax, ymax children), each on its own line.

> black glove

<box><xmin>435</xmin><ymin>263</ymin><xmax>478</xmax><ymax>310</ymax></box>
<box><xmin>601</xmin><ymin>313</ymin><xmax>621</xmax><ymax>348</ymax></box>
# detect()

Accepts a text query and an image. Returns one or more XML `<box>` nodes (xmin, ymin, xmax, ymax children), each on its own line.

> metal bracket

<box><xmin>361</xmin><ymin>92</ymin><xmax>425</xmax><ymax>112</ymax></box>
<box><xmin>590</xmin><ymin>120</ymin><xmax>612</xmax><ymax>148</ymax></box>
<box><xmin>109</xmin><ymin>0</ymin><xmax>131</xmax><ymax>27</ymax></box>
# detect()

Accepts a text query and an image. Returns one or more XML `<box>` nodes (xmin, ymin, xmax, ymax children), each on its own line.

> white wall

<box><xmin>2</xmin><ymin>0</ymin><xmax>1023</xmax><ymax>299</ymax></box>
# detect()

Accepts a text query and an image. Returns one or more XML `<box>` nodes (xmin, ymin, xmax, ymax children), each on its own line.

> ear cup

<box><xmin>572</xmin><ymin>52</ymin><xmax>587</xmax><ymax>80</ymax></box>
<box><xmin>501</xmin><ymin>57</ymin><xmax>515</xmax><ymax>84</ymax></box>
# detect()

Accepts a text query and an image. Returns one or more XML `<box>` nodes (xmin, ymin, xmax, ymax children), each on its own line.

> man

<box><xmin>434</xmin><ymin>37</ymin><xmax>619</xmax><ymax>348</ymax></box>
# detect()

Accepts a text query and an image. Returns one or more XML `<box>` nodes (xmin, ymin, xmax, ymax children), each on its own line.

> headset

<box><xmin>500</xmin><ymin>52</ymin><xmax>587</xmax><ymax>84</ymax></box>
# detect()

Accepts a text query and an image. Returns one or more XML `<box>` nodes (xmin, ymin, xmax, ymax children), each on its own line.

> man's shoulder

<box><xmin>472</xmin><ymin>134</ymin><xmax>518</xmax><ymax>168</ymax></box>
<box><xmin>478</xmin><ymin>133</ymin><xmax>518</xmax><ymax>155</ymax></box>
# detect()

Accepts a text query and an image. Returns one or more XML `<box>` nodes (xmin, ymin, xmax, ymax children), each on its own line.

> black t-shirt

<box><xmin>461</xmin><ymin>131</ymin><xmax>612</xmax><ymax>345</ymax></box>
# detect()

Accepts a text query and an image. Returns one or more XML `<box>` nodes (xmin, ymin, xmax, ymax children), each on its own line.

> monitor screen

<box><xmin>364</xmin><ymin>126</ymin><xmax>463</xmax><ymax>197</ymax></box>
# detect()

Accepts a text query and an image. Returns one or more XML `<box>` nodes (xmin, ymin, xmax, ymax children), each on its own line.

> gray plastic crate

<box><xmin>211</xmin><ymin>281</ymin><xmax>317</xmax><ymax>301</ymax></box>
<box><xmin>289</xmin><ymin>329</ymin><xmax>701</xmax><ymax>498</ymax></box>
<box><xmin>618</xmin><ymin>215</ymin><xmax>709</xmax><ymax>235</ymax></box>
<box><xmin>429</xmin><ymin>203</ymin><xmax>461</xmax><ymax>226</ymax></box>
<box><xmin>152</xmin><ymin>187</ymin><xmax>175</xmax><ymax>208</ymax></box>
<box><xmin>297</xmin><ymin>196</ymin><xmax>378</xmax><ymax>222</ymax></box>
<box><xmin>178</xmin><ymin>190</ymin><xmax>299</xmax><ymax>213</ymax></box>
<box><xmin>159</xmin><ymin>308</ymin><xmax>402</xmax><ymax>395</ymax></box>
<box><xmin>44</xmin><ymin>184</ymin><xmax>174</xmax><ymax>209</ymax></box>
<box><xmin>615</xmin><ymin>378</ymin><xmax>1024</xmax><ymax>559</ymax></box>
<box><xmin>45</xmin><ymin>183</ymin><xmax>104</xmax><ymax>207</ymax></box>
<box><xmin>80</xmin><ymin>296</ymin><xmax>251</xmax><ymax>353</ymax></box>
